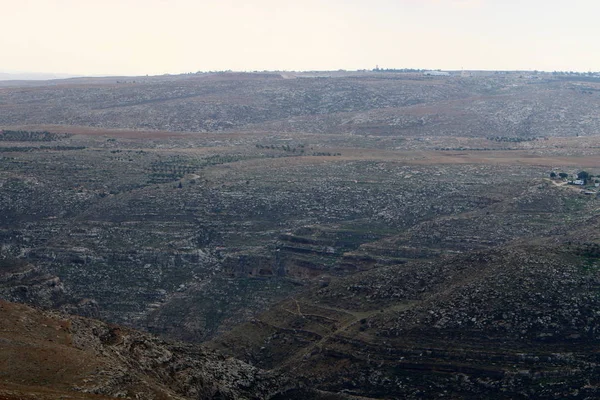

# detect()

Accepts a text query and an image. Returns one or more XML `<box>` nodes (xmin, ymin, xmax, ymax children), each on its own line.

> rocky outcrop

<box><xmin>0</xmin><ymin>258</ymin><xmax>98</xmax><ymax>317</ymax></box>
<box><xmin>0</xmin><ymin>299</ymin><xmax>292</xmax><ymax>399</ymax></box>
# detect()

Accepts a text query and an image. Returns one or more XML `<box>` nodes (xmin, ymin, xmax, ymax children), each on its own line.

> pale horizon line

<box><xmin>1</xmin><ymin>67</ymin><xmax>599</xmax><ymax>81</ymax></box>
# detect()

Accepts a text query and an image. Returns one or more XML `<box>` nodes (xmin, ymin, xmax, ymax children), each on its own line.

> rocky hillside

<box><xmin>1</xmin><ymin>70</ymin><xmax>600</xmax><ymax>398</ymax></box>
<box><xmin>211</xmin><ymin>220</ymin><xmax>600</xmax><ymax>398</ymax></box>
<box><xmin>0</xmin><ymin>299</ymin><xmax>289</xmax><ymax>399</ymax></box>
<box><xmin>2</xmin><ymin>71</ymin><xmax>600</xmax><ymax>137</ymax></box>
<box><xmin>0</xmin><ymin>125</ymin><xmax>597</xmax><ymax>345</ymax></box>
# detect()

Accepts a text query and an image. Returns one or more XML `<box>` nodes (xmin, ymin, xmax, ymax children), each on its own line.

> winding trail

<box><xmin>276</xmin><ymin>299</ymin><xmax>418</xmax><ymax>372</ymax></box>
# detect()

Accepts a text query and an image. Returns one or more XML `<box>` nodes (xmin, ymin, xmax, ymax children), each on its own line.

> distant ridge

<box><xmin>0</xmin><ymin>72</ymin><xmax>80</xmax><ymax>81</ymax></box>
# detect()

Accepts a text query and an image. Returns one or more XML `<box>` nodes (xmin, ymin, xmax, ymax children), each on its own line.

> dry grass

<box><xmin>0</xmin><ymin>301</ymin><xmax>113</xmax><ymax>399</ymax></box>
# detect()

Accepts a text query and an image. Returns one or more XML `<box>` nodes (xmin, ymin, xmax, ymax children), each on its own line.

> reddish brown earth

<box><xmin>0</xmin><ymin>300</ymin><xmax>112</xmax><ymax>399</ymax></box>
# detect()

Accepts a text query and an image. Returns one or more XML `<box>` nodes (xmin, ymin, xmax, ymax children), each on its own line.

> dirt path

<box><xmin>548</xmin><ymin>179</ymin><xmax>568</xmax><ymax>186</ymax></box>
<box><xmin>278</xmin><ymin>300</ymin><xmax>418</xmax><ymax>372</ymax></box>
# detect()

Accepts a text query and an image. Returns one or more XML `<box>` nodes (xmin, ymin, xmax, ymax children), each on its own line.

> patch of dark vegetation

<box><xmin>0</xmin><ymin>145</ymin><xmax>85</xmax><ymax>152</ymax></box>
<box><xmin>0</xmin><ymin>130</ymin><xmax>72</xmax><ymax>141</ymax></box>
<box><xmin>571</xmin><ymin>242</ymin><xmax>600</xmax><ymax>259</ymax></box>
<box><xmin>487</xmin><ymin>136</ymin><xmax>541</xmax><ymax>142</ymax></box>
<box><xmin>256</xmin><ymin>143</ymin><xmax>305</xmax><ymax>154</ymax></box>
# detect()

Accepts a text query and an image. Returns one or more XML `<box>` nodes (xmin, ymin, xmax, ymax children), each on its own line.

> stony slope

<box><xmin>5</xmin><ymin>134</ymin><xmax>587</xmax><ymax>342</ymax></box>
<box><xmin>212</xmin><ymin>218</ymin><xmax>600</xmax><ymax>398</ymax></box>
<box><xmin>4</xmin><ymin>227</ymin><xmax>599</xmax><ymax>399</ymax></box>
<box><xmin>2</xmin><ymin>72</ymin><xmax>600</xmax><ymax>137</ymax></box>
<box><xmin>0</xmin><ymin>299</ymin><xmax>289</xmax><ymax>399</ymax></box>
<box><xmin>1</xmin><ymin>70</ymin><xmax>600</xmax><ymax>398</ymax></box>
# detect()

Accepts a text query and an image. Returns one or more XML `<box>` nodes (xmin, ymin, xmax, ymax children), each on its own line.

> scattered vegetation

<box><xmin>0</xmin><ymin>145</ymin><xmax>86</xmax><ymax>152</ymax></box>
<box><xmin>1</xmin><ymin>71</ymin><xmax>600</xmax><ymax>399</ymax></box>
<box><xmin>488</xmin><ymin>136</ymin><xmax>539</xmax><ymax>142</ymax></box>
<box><xmin>0</xmin><ymin>130</ymin><xmax>72</xmax><ymax>141</ymax></box>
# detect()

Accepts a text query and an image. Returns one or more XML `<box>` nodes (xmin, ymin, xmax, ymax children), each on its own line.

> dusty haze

<box><xmin>3</xmin><ymin>0</ymin><xmax>600</xmax><ymax>76</ymax></box>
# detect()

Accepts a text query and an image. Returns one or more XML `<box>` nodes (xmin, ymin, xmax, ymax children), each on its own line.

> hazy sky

<box><xmin>3</xmin><ymin>0</ymin><xmax>600</xmax><ymax>76</ymax></box>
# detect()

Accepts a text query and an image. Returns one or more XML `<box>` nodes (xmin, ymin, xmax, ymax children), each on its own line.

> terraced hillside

<box><xmin>2</xmin><ymin>128</ymin><xmax>597</xmax><ymax>344</ymax></box>
<box><xmin>212</xmin><ymin>221</ymin><xmax>600</xmax><ymax>398</ymax></box>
